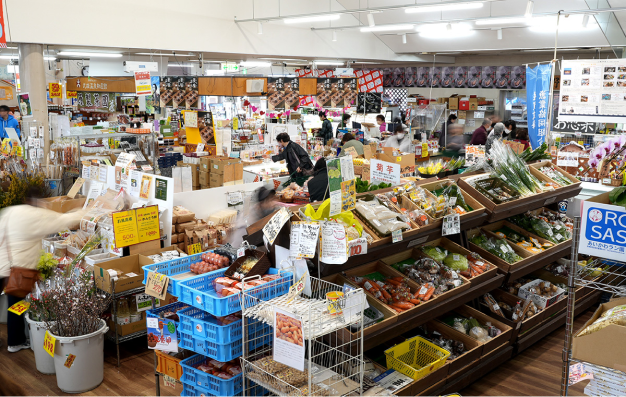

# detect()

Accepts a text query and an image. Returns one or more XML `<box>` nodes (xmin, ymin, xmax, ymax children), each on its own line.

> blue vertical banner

<box><xmin>526</xmin><ymin>64</ymin><xmax>552</xmax><ymax>150</ymax></box>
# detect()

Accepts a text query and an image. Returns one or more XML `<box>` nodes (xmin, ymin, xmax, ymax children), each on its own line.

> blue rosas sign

<box><xmin>580</xmin><ymin>201</ymin><xmax>626</xmax><ymax>260</ymax></box>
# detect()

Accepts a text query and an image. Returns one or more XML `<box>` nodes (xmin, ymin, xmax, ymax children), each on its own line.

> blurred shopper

<box><xmin>486</xmin><ymin>122</ymin><xmax>506</xmax><ymax>153</ymax></box>
<box><xmin>439</xmin><ymin>113</ymin><xmax>458</xmax><ymax>149</ymax></box>
<box><xmin>384</xmin><ymin>125</ymin><xmax>412</xmax><ymax>153</ymax></box>
<box><xmin>228</xmin><ymin>186</ymin><xmax>278</xmax><ymax>245</ymax></box>
<box><xmin>514</xmin><ymin>128</ymin><xmax>531</xmax><ymax>150</ymax></box>
<box><xmin>470</xmin><ymin>118</ymin><xmax>492</xmax><ymax>145</ymax></box>
<box><xmin>442</xmin><ymin>124</ymin><xmax>465</xmax><ymax>158</ymax></box>
<box><xmin>339</xmin><ymin>133</ymin><xmax>364</xmax><ymax>156</ymax></box>
<box><xmin>269</xmin><ymin>133</ymin><xmax>313</xmax><ymax>177</ymax></box>
<box><xmin>504</xmin><ymin>119</ymin><xmax>517</xmax><ymax>140</ymax></box>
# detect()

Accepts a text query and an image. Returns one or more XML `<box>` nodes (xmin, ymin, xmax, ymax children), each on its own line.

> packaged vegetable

<box><xmin>443</xmin><ymin>253</ymin><xmax>469</xmax><ymax>272</ymax></box>
<box><xmin>421</xmin><ymin>246</ymin><xmax>447</xmax><ymax>262</ymax></box>
<box><xmin>578</xmin><ymin>305</ymin><xmax>626</xmax><ymax>336</ymax></box>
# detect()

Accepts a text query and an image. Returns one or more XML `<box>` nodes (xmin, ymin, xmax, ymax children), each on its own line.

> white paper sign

<box><xmin>474</xmin><ymin>111</ymin><xmax>485</xmax><ymax>119</ymax></box>
<box><xmin>442</xmin><ymin>213</ymin><xmax>461</xmax><ymax>236</ymax></box>
<box><xmin>273</xmin><ymin>308</ymin><xmax>305</xmax><ymax>371</ymax></box>
<box><xmin>227</xmin><ymin>191</ymin><xmax>244</xmax><ymax>206</ymax></box>
<box><xmin>557</xmin><ymin>152</ymin><xmax>579</xmax><ymax>167</ymax></box>
<box><xmin>340</xmin><ymin>156</ymin><xmax>355</xmax><ymax>182</ymax></box>
<box><xmin>29</xmin><ymin>126</ymin><xmax>37</xmax><ymax>137</ymax></box>
<box><xmin>320</xmin><ymin>221</ymin><xmax>348</xmax><ymax>264</ymax></box>
<box><xmin>370</xmin><ymin>159</ymin><xmax>400</xmax><ymax>186</ymax></box>
<box><xmin>329</xmin><ymin>190</ymin><xmax>342</xmax><ymax>217</ymax></box>
<box><xmin>289</xmin><ymin>221</ymin><xmax>320</xmax><ymax>259</ymax></box>
<box><xmin>348</xmin><ymin>237</ymin><xmax>367</xmax><ymax>257</ymax></box>
<box><xmin>262</xmin><ymin>207</ymin><xmax>290</xmax><ymax>245</ymax></box>
<box><xmin>196</xmin><ymin>143</ymin><xmax>205</xmax><ymax>152</ymax></box>
<box><xmin>129</xmin><ymin>170</ymin><xmax>142</xmax><ymax>197</ymax></box>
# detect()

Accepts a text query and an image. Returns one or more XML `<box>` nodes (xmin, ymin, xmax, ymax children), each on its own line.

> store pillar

<box><xmin>18</xmin><ymin>43</ymin><xmax>50</xmax><ymax>156</ymax></box>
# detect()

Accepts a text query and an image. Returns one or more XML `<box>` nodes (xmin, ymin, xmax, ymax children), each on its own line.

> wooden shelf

<box><xmin>501</xmin><ymin>242</ymin><xmax>572</xmax><ymax>283</ymax></box>
<box><xmin>362</xmin><ymin>273</ymin><xmax>505</xmax><ymax>350</ymax></box>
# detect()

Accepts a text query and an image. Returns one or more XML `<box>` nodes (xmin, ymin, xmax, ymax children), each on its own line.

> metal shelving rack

<box><xmin>240</xmin><ymin>274</ymin><xmax>366</xmax><ymax>396</ymax></box>
<box><xmin>560</xmin><ymin>217</ymin><xmax>626</xmax><ymax>396</ymax></box>
<box><xmin>73</xmin><ymin>131</ymin><xmax>158</xmax><ymax>173</ymax></box>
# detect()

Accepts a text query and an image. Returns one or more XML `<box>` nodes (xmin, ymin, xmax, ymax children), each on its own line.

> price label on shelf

<box><xmin>392</xmin><ymin>229</ymin><xmax>403</xmax><ymax>243</ymax></box>
<box><xmin>163</xmin><ymin>375</ymin><xmax>177</xmax><ymax>388</ymax></box>
<box><xmin>145</xmin><ymin>271</ymin><xmax>169</xmax><ymax>300</ymax></box>
<box><xmin>237</xmin><ymin>247</ymin><xmax>246</xmax><ymax>258</ymax></box>
<box><xmin>8</xmin><ymin>300</ymin><xmax>29</xmax><ymax>315</ymax></box>
<box><xmin>136</xmin><ymin>293</ymin><xmax>160</xmax><ymax>312</ymax></box>
<box><xmin>43</xmin><ymin>330</ymin><xmax>56</xmax><ymax>357</ymax></box>
<box><xmin>187</xmin><ymin>243</ymin><xmax>202</xmax><ymax>255</ymax></box>
<box><xmin>285</xmin><ymin>272</ymin><xmax>308</xmax><ymax>304</ymax></box>
<box><xmin>442</xmin><ymin>213</ymin><xmax>461</xmax><ymax>236</ymax></box>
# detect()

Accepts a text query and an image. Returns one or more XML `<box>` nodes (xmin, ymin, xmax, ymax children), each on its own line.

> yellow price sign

<box><xmin>43</xmin><ymin>330</ymin><xmax>56</xmax><ymax>357</ymax></box>
<box><xmin>145</xmin><ymin>271</ymin><xmax>169</xmax><ymax>300</ymax></box>
<box><xmin>8</xmin><ymin>300</ymin><xmax>29</xmax><ymax>315</ymax></box>
<box><xmin>187</xmin><ymin>243</ymin><xmax>202</xmax><ymax>255</ymax></box>
<box><xmin>112</xmin><ymin>210</ymin><xmax>139</xmax><ymax>248</ymax></box>
<box><xmin>136</xmin><ymin>205</ymin><xmax>160</xmax><ymax>243</ymax></box>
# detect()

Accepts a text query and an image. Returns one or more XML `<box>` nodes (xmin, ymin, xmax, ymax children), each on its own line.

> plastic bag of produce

<box><xmin>303</xmin><ymin>199</ymin><xmax>363</xmax><ymax>236</ymax></box>
<box><xmin>578</xmin><ymin>305</ymin><xmax>626</xmax><ymax>337</ymax></box>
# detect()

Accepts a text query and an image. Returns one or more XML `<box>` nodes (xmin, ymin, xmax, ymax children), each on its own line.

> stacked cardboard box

<box><xmin>172</xmin><ymin>206</ymin><xmax>218</xmax><ymax>252</ymax></box>
<box><xmin>209</xmin><ymin>157</ymin><xmax>244</xmax><ymax>187</ymax></box>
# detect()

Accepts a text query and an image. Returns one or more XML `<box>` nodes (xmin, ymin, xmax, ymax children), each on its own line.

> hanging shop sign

<box><xmin>355</xmin><ymin>69</ymin><xmax>383</xmax><ymax>93</ymax></box>
<box><xmin>134</xmin><ymin>71</ymin><xmax>151</xmax><ymax>96</ymax></box>
<box><xmin>49</xmin><ymin>83</ymin><xmax>62</xmax><ymax>98</ymax></box>
<box><xmin>579</xmin><ymin>201</ymin><xmax>626</xmax><ymax>262</ymax></box>
<box><xmin>77</xmin><ymin>92</ymin><xmax>117</xmax><ymax>112</ymax></box>
<box><xmin>146</xmin><ymin>316</ymin><xmax>178</xmax><ymax>353</ymax></box>
<box><xmin>67</xmin><ymin>76</ymin><xmax>135</xmax><ymax>93</ymax></box>
<box><xmin>558</xmin><ymin>59</ymin><xmax>626</xmax><ymax>123</ymax></box>
<box><xmin>526</xmin><ymin>63</ymin><xmax>552</xmax><ymax>150</ymax></box>
<box><xmin>267</xmin><ymin>77</ymin><xmax>300</xmax><ymax>110</ymax></box>
<box><xmin>66</xmin><ymin>90</ymin><xmax>77</xmax><ymax>99</ymax></box>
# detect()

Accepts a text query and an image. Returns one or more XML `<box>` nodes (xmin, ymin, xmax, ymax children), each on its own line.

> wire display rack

<box><xmin>240</xmin><ymin>273</ymin><xmax>367</xmax><ymax>396</ymax></box>
<box><xmin>561</xmin><ymin>217</ymin><xmax>626</xmax><ymax>396</ymax></box>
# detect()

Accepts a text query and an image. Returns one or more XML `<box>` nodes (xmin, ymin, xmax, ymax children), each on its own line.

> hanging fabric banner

<box><xmin>0</xmin><ymin>0</ymin><xmax>7</xmax><ymax>48</ymax></box>
<box><xmin>526</xmin><ymin>64</ymin><xmax>552</xmax><ymax>150</ymax></box>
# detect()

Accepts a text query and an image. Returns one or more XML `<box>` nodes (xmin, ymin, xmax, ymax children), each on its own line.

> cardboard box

<box><xmin>448</xmin><ymin>97</ymin><xmax>459</xmax><ymax>110</ymax></box>
<box><xmin>234</xmin><ymin>163</ymin><xmax>243</xmax><ymax>180</ymax></box>
<box><xmin>377</xmin><ymin>148</ymin><xmax>416</xmax><ymax>175</ymax></box>
<box><xmin>107</xmin><ymin>317</ymin><xmax>146</xmax><ymax>337</ymax></box>
<box><xmin>469</xmin><ymin>98</ymin><xmax>479</xmax><ymax>110</ymax></box>
<box><xmin>93</xmin><ymin>254</ymin><xmax>153</xmax><ymax>293</ymax></box>
<box><xmin>37</xmin><ymin>195</ymin><xmax>87</xmax><ymax>213</ymax></box>
<box><xmin>210</xmin><ymin>157</ymin><xmax>240</xmax><ymax>175</ymax></box>
<box><xmin>199</xmin><ymin>171</ymin><xmax>210</xmax><ymax>186</ymax></box>
<box><xmin>572</xmin><ymin>297</ymin><xmax>626</xmax><ymax>371</ymax></box>
<box><xmin>235</xmin><ymin>180</ymin><xmax>244</xmax><ymax>185</ymax></box>
<box><xmin>210</xmin><ymin>171</ymin><xmax>235</xmax><ymax>187</ymax></box>
<box><xmin>199</xmin><ymin>157</ymin><xmax>212</xmax><ymax>172</ymax></box>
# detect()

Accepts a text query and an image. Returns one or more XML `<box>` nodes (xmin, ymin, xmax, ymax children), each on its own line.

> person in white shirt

<box><xmin>384</xmin><ymin>125</ymin><xmax>411</xmax><ymax>153</ymax></box>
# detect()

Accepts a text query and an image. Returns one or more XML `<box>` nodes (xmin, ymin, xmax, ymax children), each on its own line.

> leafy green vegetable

<box><xmin>470</xmin><ymin>232</ymin><xmax>522</xmax><ymax>264</ymax></box>
<box><xmin>443</xmin><ymin>252</ymin><xmax>469</xmax><ymax>271</ymax></box>
<box><xmin>442</xmin><ymin>183</ymin><xmax>471</xmax><ymax>212</ymax></box>
<box><xmin>421</xmin><ymin>245</ymin><xmax>447</xmax><ymax>262</ymax></box>
<box><xmin>609</xmin><ymin>186</ymin><xmax>626</xmax><ymax>207</ymax></box>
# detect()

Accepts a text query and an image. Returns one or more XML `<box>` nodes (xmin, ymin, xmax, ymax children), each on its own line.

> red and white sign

<box><xmin>370</xmin><ymin>159</ymin><xmax>400</xmax><ymax>185</ymax></box>
<box><xmin>355</xmin><ymin>70</ymin><xmax>383</xmax><ymax>93</ymax></box>
<box><xmin>134</xmin><ymin>71</ymin><xmax>151</xmax><ymax>96</ymax></box>
<box><xmin>0</xmin><ymin>1</ymin><xmax>7</xmax><ymax>48</ymax></box>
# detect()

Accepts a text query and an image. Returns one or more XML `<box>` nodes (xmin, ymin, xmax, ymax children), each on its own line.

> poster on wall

<box><xmin>145</xmin><ymin>75</ymin><xmax>160</xmax><ymax>114</ymax></box>
<box><xmin>495</xmin><ymin>66</ymin><xmax>511</xmax><ymax>89</ymax></box>
<box><xmin>331</xmin><ymin>78</ymin><xmax>357</xmax><ymax>108</ymax></box>
<box><xmin>184</xmin><ymin>77</ymin><xmax>199</xmax><ymax>109</ymax></box>
<box><xmin>316</xmin><ymin>77</ymin><xmax>333</xmax><ymax>107</ymax></box>
<box><xmin>551</xmin><ymin>92</ymin><xmax>596</xmax><ymax>133</ymax></box>
<box><xmin>356</xmin><ymin>92</ymin><xmax>382</xmax><ymax>113</ymax></box>
<box><xmin>267</xmin><ymin>77</ymin><xmax>299</xmax><ymax>110</ymax></box>
<box><xmin>391</xmin><ymin>68</ymin><xmax>405</xmax><ymax>87</ymax></box>
<box><xmin>440</xmin><ymin>67</ymin><xmax>455</xmax><ymax>88</ymax></box>
<box><xmin>172</xmin><ymin>77</ymin><xmax>187</xmax><ymax>108</ymax></box>
<box><xmin>430</xmin><ymin>67</ymin><xmax>442</xmax><ymax>88</ymax></box>
<box><xmin>481</xmin><ymin>66</ymin><xmax>496</xmax><ymax>88</ymax></box>
<box><xmin>454</xmin><ymin>67</ymin><xmax>468</xmax><ymax>88</ymax></box>
<box><xmin>467</xmin><ymin>66</ymin><xmax>482</xmax><ymax>88</ymax></box>
<box><xmin>18</xmin><ymin>92</ymin><xmax>32</xmax><ymax>117</ymax></box>
<box><xmin>558</xmin><ymin>59</ymin><xmax>626</xmax><ymax>122</ymax></box>
<box><xmin>354</xmin><ymin>69</ymin><xmax>383</xmax><ymax>93</ymax></box>
<box><xmin>405</xmin><ymin>67</ymin><xmax>417</xmax><ymax>87</ymax></box>
<box><xmin>198</xmin><ymin>111</ymin><xmax>215</xmax><ymax>144</ymax></box>
<box><xmin>510</xmin><ymin>66</ymin><xmax>526</xmax><ymax>89</ymax></box>
<box><xmin>382</xmin><ymin>68</ymin><xmax>393</xmax><ymax>87</ymax></box>
<box><xmin>416</xmin><ymin>67</ymin><xmax>431</xmax><ymax>88</ymax></box>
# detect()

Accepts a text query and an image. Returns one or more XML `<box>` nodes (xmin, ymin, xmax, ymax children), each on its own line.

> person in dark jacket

<box><xmin>270</xmin><ymin>132</ymin><xmax>313</xmax><ymax>176</ymax></box>
<box><xmin>439</xmin><ymin>114</ymin><xmax>458</xmax><ymax>149</ymax></box>
<box><xmin>315</xmin><ymin>111</ymin><xmax>333</xmax><ymax>145</ymax></box>
<box><xmin>470</xmin><ymin>118</ymin><xmax>492</xmax><ymax>145</ymax></box>
<box><xmin>307</xmin><ymin>158</ymin><xmax>330</xmax><ymax>203</ymax></box>
<box><xmin>504</xmin><ymin>119</ymin><xmax>517</xmax><ymax>140</ymax></box>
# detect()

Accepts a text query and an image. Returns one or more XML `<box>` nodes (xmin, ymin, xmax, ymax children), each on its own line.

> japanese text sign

<box><xmin>370</xmin><ymin>159</ymin><xmax>400</xmax><ymax>185</ymax></box>
<box><xmin>290</xmin><ymin>222</ymin><xmax>320</xmax><ymax>259</ymax></box>
<box><xmin>112</xmin><ymin>210</ymin><xmax>139</xmax><ymax>248</ymax></box>
<box><xmin>134</xmin><ymin>71</ymin><xmax>152</xmax><ymax>96</ymax></box>
<box><xmin>579</xmin><ymin>201</ymin><xmax>626</xmax><ymax>261</ymax></box>
<box><xmin>262</xmin><ymin>208</ymin><xmax>290</xmax><ymax>245</ymax></box>
<box><xmin>146</xmin><ymin>316</ymin><xmax>178</xmax><ymax>352</ymax></box>
<box><xmin>49</xmin><ymin>83</ymin><xmax>62</xmax><ymax>98</ymax></box>
<box><xmin>145</xmin><ymin>271</ymin><xmax>169</xmax><ymax>300</ymax></box>
<box><xmin>136</xmin><ymin>205</ymin><xmax>160</xmax><ymax>243</ymax></box>
<box><xmin>43</xmin><ymin>331</ymin><xmax>56</xmax><ymax>357</ymax></box>
<box><xmin>8</xmin><ymin>300</ymin><xmax>29</xmax><ymax>315</ymax></box>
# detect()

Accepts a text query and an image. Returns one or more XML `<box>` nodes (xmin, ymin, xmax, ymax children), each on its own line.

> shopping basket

<box><xmin>384</xmin><ymin>336</ymin><xmax>450</xmax><ymax>380</ymax></box>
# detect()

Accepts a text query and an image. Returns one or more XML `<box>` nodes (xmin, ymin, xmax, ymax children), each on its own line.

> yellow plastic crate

<box><xmin>384</xmin><ymin>336</ymin><xmax>450</xmax><ymax>380</ymax></box>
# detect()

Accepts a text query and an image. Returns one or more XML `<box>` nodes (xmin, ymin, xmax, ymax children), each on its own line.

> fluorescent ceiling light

<box><xmin>405</xmin><ymin>2</ymin><xmax>483</xmax><ymax>13</ymax></box>
<box><xmin>528</xmin><ymin>15</ymin><xmax>595</xmax><ymax>32</ymax></box>
<box><xmin>259</xmin><ymin>58</ymin><xmax>308</xmax><ymax>62</ymax></box>
<box><xmin>58</xmin><ymin>51</ymin><xmax>122</xmax><ymax>58</ymax></box>
<box><xmin>257</xmin><ymin>21</ymin><xmax>263</xmax><ymax>34</ymax></box>
<box><xmin>168</xmin><ymin>63</ymin><xmax>193</xmax><ymax>68</ymax></box>
<box><xmin>417</xmin><ymin>23</ymin><xmax>473</xmax><ymax>38</ymax></box>
<box><xmin>44</xmin><ymin>56</ymin><xmax>57</xmax><ymax>61</ymax></box>
<box><xmin>0</xmin><ymin>55</ymin><xmax>17</xmax><ymax>59</ymax></box>
<box><xmin>284</xmin><ymin>14</ymin><xmax>340</xmax><ymax>24</ymax></box>
<box><xmin>497</xmin><ymin>29</ymin><xmax>502</xmax><ymax>40</ymax></box>
<box><xmin>361</xmin><ymin>24</ymin><xmax>414</xmax><ymax>32</ymax></box>
<box><xmin>240</xmin><ymin>61</ymin><xmax>271</xmax><ymax>67</ymax></box>
<box><xmin>367</xmin><ymin>13</ymin><xmax>375</xmax><ymax>27</ymax></box>
<box><xmin>402</xmin><ymin>33</ymin><xmax>407</xmax><ymax>44</ymax></box>
<box><xmin>582</xmin><ymin>14</ymin><xmax>590</xmax><ymax>28</ymax></box>
<box><xmin>135</xmin><ymin>52</ymin><xmax>190</xmax><ymax>56</ymax></box>
<box><xmin>525</xmin><ymin>0</ymin><xmax>534</xmax><ymax>17</ymax></box>
<box><xmin>475</xmin><ymin>17</ymin><xmax>530</xmax><ymax>25</ymax></box>
<box><xmin>314</xmin><ymin>61</ymin><xmax>344</xmax><ymax>65</ymax></box>
<box><xmin>332</xmin><ymin>30</ymin><xmax>337</xmax><ymax>41</ymax></box>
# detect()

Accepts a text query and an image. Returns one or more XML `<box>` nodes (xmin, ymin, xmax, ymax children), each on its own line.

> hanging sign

<box><xmin>0</xmin><ymin>1</ymin><xmax>7</xmax><ymax>48</ymax></box>
<box><xmin>43</xmin><ymin>331</ymin><xmax>56</xmax><ymax>357</ymax></box>
<box><xmin>136</xmin><ymin>205</ymin><xmax>160</xmax><ymax>243</ymax></box>
<box><xmin>526</xmin><ymin>63</ymin><xmax>552</xmax><ymax>149</ymax></box>
<box><xmin>289</xmin><ymin>221</ymin><xmax>320</xmax><ymax>259</ymax></box>
<box><xmin>112</xmin><ymin>210</ymin><xmax>140</xmax><ymax>248</ymax></box>
<box><xmin>319</xmin><ymin>221</ymin><xmax>348</xmax><ymax>264</ymax></box>
<box><xmin>262</xmin><ymin>208</ymin><xmax>290</xmax><ymax>245</ymax></box>
<box><xmin>134</xmin><ymin>71</ymin><xmax>152</xmax><ymax>96</ymax></box>
<box><xmin>66</xmin><ymin>91</ymin><xmax>77</xmax><ymax>99</ymax></box>
<box><xmin>145</xmin><ymin>271</ymin><xmax>169</xmax><ymax>300</ymax></box>
<box><xmin>49</xmin><ymin>83</ymin><xmax>62</xmax><ymax>98</ymax></box>
<box><xmin>579</xmin><ymin>201</ymin><xmax>626</xmax><ymax>261</ymax></box>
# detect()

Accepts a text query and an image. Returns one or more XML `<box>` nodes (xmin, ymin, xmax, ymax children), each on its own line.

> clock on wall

<box><xmin>81</xmin><ymin>66</ymin><xmax>89</xmax><ymax>76</ymax></box>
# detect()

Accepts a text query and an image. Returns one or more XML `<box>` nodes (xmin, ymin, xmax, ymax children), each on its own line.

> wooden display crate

<box><xmin>528</xmin><ymin>160</ymin><xmax>582</xmax><ymax>188</ymax></box>
<box><xmin>479</xmin><ymin>288</ymin><xmax>547</xmax><ymax>337</ymax></box>
<box><xmin>419</xmin><ymin>179</ymin><xmax>487</xmax><ymax>222</ymax></box>
<box><xmin>457</xmin><ymin>169</ymin><xmax>582</xmax><ymax>222</ymax></box>
<box><xmin>380</xmin><ymin>238</ymin><xmax>497</xmax><ymax>287</ymax></box>
<box><xmin>437</xmin><ymin>305</ymin><xmax>513</xmax><ymax>355</ymax></box>
<box><xmin>424</xmin><ymin>320</ymin><xmax>483</xmax><ymax>376</ymax></box>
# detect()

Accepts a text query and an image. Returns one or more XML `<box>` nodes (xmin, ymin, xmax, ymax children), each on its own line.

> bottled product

<box><xmin>129</xmin><ymin>295</ymin><xmax>142</xmax><ymax>323</ymax></box>
<box><xmin>116</xmin><ymin>297</ymin><xmax>131</xmax><ymax>325</ymax></box>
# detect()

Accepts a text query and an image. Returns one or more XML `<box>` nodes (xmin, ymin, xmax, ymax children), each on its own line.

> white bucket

<box><xmin>50</xmin><ymin>320</ymin><xmax>109</xmax><ymax>393</ymax></box>
<box><xmin>24</xmin><ymin>313</ymin><xmax>56</xmax><ymax>374</ymax></box>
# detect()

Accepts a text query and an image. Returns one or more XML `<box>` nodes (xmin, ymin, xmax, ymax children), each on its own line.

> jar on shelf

<box><xmin>116</xmin><ymin>297</ymin><xmax>131</xmax><ymax>325</ymax></box>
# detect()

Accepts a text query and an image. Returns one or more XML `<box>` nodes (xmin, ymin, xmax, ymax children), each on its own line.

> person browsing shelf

<box><xmin>339</xmin><ymin>133</ymin><xmax>364</xmax><ymax>156</ymax></box>
<box><xmin>269</xmin><ymin>132</ymin><xmax>313</xmax><ymax>177</ymax></box>
<box><xmin>0</xmin><ymin>105</ymin><xmax>20</xmax><ymax>140</ymax></box>
<box><xmin>307</xmin><ymin>158</ymin><xmax>330</xmax><ymax>203</ymax></box>
<box><xmin>470</xmin><ymin>118</ymin><xmax>492</xmax><ymax>145</ymax></box>
<box><xmin>314</xmin><ymin>111</ymin><xmax>333</xmax><ymax>145</ymax></box>
<box><xmin>384</xmin><ymin>125</ymin><xmax>411</xmax><ymax>153</ymax></box>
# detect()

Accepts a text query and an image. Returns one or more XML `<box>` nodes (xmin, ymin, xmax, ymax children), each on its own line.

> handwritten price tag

<box><xmin>285</xmin><ymin>272</ymin><xmax>308</xmax><ymax>304</ymax></box>
<box><xmin>145</xmin><ymin>271</ymin><xmax>169</xmax><ymax>300</ymax></box>
<box><xmin>237</xmin><ymin>247</ymin><xmax>245</xmax><ymax>258</ymax></box>
<box><xmin>64</xmin><ymin>354</ymin><xmax>77</xmax><ymax>368</ymax></box>
<box><xmin>163</xmin><ymin>374</ymin><xmax>177</xmax><ymax>388</ymax></box>
<box><xmin>8</xmin><ymin>300</ymin><xmax>30</xmax><ymax>315</ymax></box>
<box><xmin>43</xmin><ymin>330</ymin><xmax>56</xmax><ymax>357</ymax></box>
<box><xmin>187</xmin><ymin>243</ymin><xmax>202</xmax><ymax>255</ymax></box>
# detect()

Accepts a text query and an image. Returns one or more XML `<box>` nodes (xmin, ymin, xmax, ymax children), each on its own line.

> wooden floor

<box><xmin>0</xmin><ymin>308</ymin><xmax>596</xmax><ymax>396</ymax></box>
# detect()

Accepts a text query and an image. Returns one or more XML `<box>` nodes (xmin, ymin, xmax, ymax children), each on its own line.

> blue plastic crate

<box><xmin>142</xmin><ymin>252</ymin><xmax>223</xmax><ymax>297</ymax></box>
<box><xmin>180</xmin><ymin>353</ymin><xmax>243</xmax><ymax>396</ymax></box>
<box><xmin>146</xmin><ymin>301</ymin><xmax>190</xmax><ymax>327</ymax></box>
<box><xmin>180</xmin><ymin>379</ymin><xmax>265</xmax><ymax>397</ymax></box>
<box><xmin>179</xmin><ymin>331</ymin><xmax>243</xmax><ymax>362</ymax></box>
<box><xmin>179</xmin><ymin>268</ymin><xmax>293</xmax><ymax>317</ymax></box>
<box><xmin>177</xmin><ymin>306</ymin><xmax>242</xmax><ymax>344</ymax></box>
